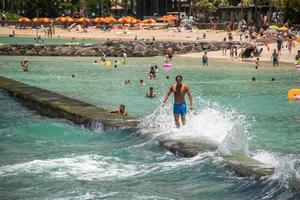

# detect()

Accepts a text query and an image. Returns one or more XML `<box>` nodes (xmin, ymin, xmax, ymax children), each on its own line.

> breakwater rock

<box><xmin>0</xmin><ymin>40</ymin><xmax>240</xmax><ymax>57</ymax></box>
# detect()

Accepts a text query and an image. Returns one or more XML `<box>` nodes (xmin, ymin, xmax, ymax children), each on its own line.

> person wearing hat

<box><xmin>20</xmin><ymin>58</ymin><xmax>29</xmax><ymax>72</ymax></box>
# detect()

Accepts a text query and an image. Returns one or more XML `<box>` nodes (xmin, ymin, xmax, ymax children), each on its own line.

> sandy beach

<box><xmin>1</xmin><ymin>26</ymin><xmax>299</xmax><ymax>65</ymax></box>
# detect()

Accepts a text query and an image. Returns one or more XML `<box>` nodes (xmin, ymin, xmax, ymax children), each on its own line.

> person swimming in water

<box><xmin>109</xmin><ymin>104</ymin><xmax>128</xmax><ymax>116</ymax></box>
<box><xmin>101</xmin><ymin>53</ymin><xmax>106</xmax><ymax>62</ymax></box>
<box><xmin>140</xmin><ymin>79</ymin><xmax>145</xmax><ymax>86</ymax></box>
<box><xmin>163</xmin><ymin>75</ymin><xmax>193</xmax><ymax>128</ymax></box>
<box><xmin>146</xmin><ymin>87</ymin><xmax>156</xmax><ymax>98</ymax></box>
<box><xmin>20</xmin><ymin>58</ymin><xmax>29</xmax><ymax>72</ymax></box>
<box><xmin>202</xmin><ymin>52</ymin><xmax>208</xmax><ymax>66</ymax></box>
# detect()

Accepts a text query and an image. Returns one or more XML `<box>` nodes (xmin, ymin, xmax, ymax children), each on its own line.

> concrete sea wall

<box><xmin>0</xmin><ymin>76</ymin><xmax>140</xmax><ymax>130</ymax></box>
<box><xmin>0</xmin><ymin>40</ymin><xmax>240</xmax><ymax>57</ymax></box>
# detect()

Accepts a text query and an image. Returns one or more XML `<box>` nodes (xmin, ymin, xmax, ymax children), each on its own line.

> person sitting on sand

<box><xmin>20</xmin><ymin>58</ymin><xmax>29</xmax><ymax>72</ymax></box>
<box><xmin>146</xmin><ymin>87</ymin><xmax>157</xmax><ymax>98</ymax></box>
<box><xmin>109</xmin><ymin>104</ymin><xmax>128</xmax><ymax>116</ymax></box>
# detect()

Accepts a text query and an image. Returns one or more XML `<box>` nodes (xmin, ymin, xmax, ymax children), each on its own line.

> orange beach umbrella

<box><xmin>157</xmin><ymin>15</ymin><xmax>177</xmax><ymax>21</ymax></box>
<box><xmin>78</xmin><ymin>17</ymin><xmax>90</xmax><ymax>23</ymax></box>
<box><xmin>55</xmin><ymin>17</ymin><xmax>65</xmax><ymax>22</ymax></box>
<box><xmin>92</xmin><ymin>17</ymin><xmax>105</xmax><ymax>23</ymax></box>
<box><xmin>117</xmin><ymin>17</ymin><xmax>128</xmax><ymax>24</ymax></box>
<box><xmin>104</xmin><ymin>16</ymin><xmax>116</xmax><ymax>23</ymax></box>
<box><xmin>130</xmin><ymin>19</ymin><xmax>141</xmax><ymax>24</ymax></box>
<box><xmin>63</xmin><ymin>16</ymin><xmax>74</xmax><ymax>23</ymax></box>
<box><xmin>41</xmin><ymin>18</ymin><xmax>52</xmax><ymax>23</ymax></box>
<box><xmin>142</xmin><ymin>18</ymin><xmax>156</xmax><ymax>24</ymax></box>
<box><xmin>18</xmin><ymin>17</ymin><xmax>31</xmax><ymax>23</ymax></box>
<box><xmin>32</xmin><ymin>18</ymin><xmax>41</xmax><ymax>23</ymax></box>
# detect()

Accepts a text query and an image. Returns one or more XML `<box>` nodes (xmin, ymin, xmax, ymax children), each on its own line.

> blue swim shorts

<box><xmin>173</xmin><ymin>102</ymin><xmax>187</xmax><ymax>116</ymax></box>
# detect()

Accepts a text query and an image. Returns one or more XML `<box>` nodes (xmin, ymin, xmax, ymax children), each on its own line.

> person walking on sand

<box><xmin>163</xmin><ymin>75</ymin><xmax>193</xmax><ymax>128</ymax></box>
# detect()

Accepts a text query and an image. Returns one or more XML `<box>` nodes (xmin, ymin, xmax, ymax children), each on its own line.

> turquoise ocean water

<box><xmin>1</xmin><ymin>56</ymin><xmax>300</xmax><ymax>199</ymax></box>
<box><xmin>0</xmin><ymin>36</ymin><xmax>102</xmax><ymax>45</ymax></box>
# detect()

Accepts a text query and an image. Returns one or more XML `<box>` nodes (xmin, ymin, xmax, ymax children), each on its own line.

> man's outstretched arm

<box><xmin>163</xmin><ymin>86</ymin><xmax>173</xmax><ymax>103</ymax></box>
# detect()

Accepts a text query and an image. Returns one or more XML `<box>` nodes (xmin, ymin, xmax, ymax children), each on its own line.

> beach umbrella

<box><xmin>104</xmin><ymin>16</ymin><xmax>116</xmax><ymax>23</ymax></box>
<box><xmin>296</xmin><ymin>37</ymin><xmax>300</xmax><ymax>43</ymax></box>
<box><xmin>126</xmin><ymin>16</ymin><xmax>135</xmax><ymax>20</ymax></box>
<box><xmin>93</xmin><ymin>17</ymin><xmax>105</xmax><ymax>23</ymax></box>
<box><xmin>269</xmin><ymin>25</ymin><xmax>279</xmax><ymax>30</ymax></box>
<box><xmin>64</xmin><ymin>16</ymin><xmax>74</xmax><ymax>23</ymax></box>
<box><xmin>32</xmin><ymin>18</ymin><xmax>41</xmax><ymax>23</ymax></box>
<box><xmin>117</xmin><ymin>17</ymin><xmax>128</xmax><ymax>24</ymax></box>
<box><xmin>125</xmin><ymin>16</ymin><xmax>135</xmax><ymax>23</ymax></box>
<box><xmin>278</xmin><ymin>27</ymin><xmax>288</xmax><ymax>31</ymax></box>
<box><xmin>18</xmin><ymin>17</ymin><xmax>31</xmax><ymax>23</ymax></box>
<box><xmin>142</xmin><ymin>18</ymin><xmax>156</xmax><ymax>24</ymax></box>
<box><xmin>157</xmin><ymin>15</ymin><xmax>177</xmax><ymax>21</ymax></box>
<box><xmin>41</xmin><ymin>18</ymin><xmax>52</xmax><ymax>23</ymax></box>
<box><xmin>55</xmin><ymin>17</ymin><xmax>65</xmax><ymax>22</ymax></box>
<box><xmin>130</xmin><ymin>19</ymin><xmax>141</xmax><ymax>24</ymax></box>
<box><xmin>78</xmin><ymin>17</ymin><xmax>90</xmax><ymax>23</ymax></box>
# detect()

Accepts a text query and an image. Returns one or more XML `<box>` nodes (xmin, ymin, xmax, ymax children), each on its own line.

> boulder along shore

<box><xmin>0</xmin><ymin>40</ymin><xmax>240</xmax><ymax>57</ymax></box>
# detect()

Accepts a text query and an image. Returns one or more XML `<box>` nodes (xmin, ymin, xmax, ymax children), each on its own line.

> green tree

<box><xmin>193</xmin><ymin>0</ymin><xmax>229</xmax><ymax>18</ymax></box>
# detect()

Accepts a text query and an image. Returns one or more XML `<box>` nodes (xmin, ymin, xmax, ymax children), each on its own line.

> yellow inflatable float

<box><xmin>99</xmin><ymin>60</ymin><xmax>111</xmax><ymax>66</ymax></box>
<box><xmin>64</xmin><ymin>42</ymin><xmax>80</xmax><ymax>46</ymax></box>
<box><xmin>288</xmin><ymin>89</ymin><xmax>300</xmax><ymax>100</ymax></box>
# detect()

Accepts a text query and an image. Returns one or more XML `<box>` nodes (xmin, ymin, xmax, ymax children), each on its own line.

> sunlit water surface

<box><xmin>1</xmin><ymin>56</ymin><xmax>300</xmax><ymax>199</ymax></box>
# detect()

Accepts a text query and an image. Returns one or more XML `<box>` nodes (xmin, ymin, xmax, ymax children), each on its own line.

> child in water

<box><xmin>202</xmin><ymin>52</ymin><xmax>208</xmax><ymax>66</ymax></box>
<box><xmin>164</xmin><ymin>55</ymin><xmax>170</xmax><ymax>64</ymax></box>
<box><xmin>255</xmin><ymin>57</ymin><xmax>260</xmax><ymax>69</ymax></box>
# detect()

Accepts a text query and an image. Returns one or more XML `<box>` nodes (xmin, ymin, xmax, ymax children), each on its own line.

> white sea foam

<box><xmin>140</xmin><ymin>97</ymin><xmax>250</xmax><ymax>155</ymax></box>
<box><xmin>0</xmin><ymin>153</ymin><xmax>210</xmax><ymax>180</ymax></box>
<box><xmin>0</xmin><ymin>155</ymin><xmax>142</xmax><ymax>180</ymax></box>
<box><xmin>251</xmin><ymin>150</ymin><xmax>300</xmax><ymax>187</ymax></box>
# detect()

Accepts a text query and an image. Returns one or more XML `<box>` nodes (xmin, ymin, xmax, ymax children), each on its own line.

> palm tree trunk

<box><xmin>241</xmin><ymin>0</ymin><xmax>244</xmax><ymax>21</ymax></box>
